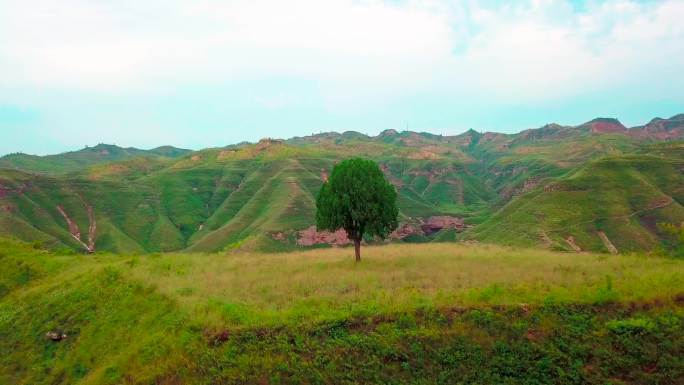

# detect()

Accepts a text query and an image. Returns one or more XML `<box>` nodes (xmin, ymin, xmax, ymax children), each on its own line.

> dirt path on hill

<box><xmin>597</xmin><ymin>231</ymin><xmax>618</xmax><ymax>254</ymax></box>
<box><xmin>56</xmin><ymin>203</ymin><xmax>96</xmax><ymax>253</ymax></box>
<box><xmin>564</xmin><ymin>236</ymin><xmax>582</xmax><ymax>252</ymax></box>
<box><xmin>56</xmin><ymin>205</ymin><xmax>91</xmax><ymax>252</ymax></box>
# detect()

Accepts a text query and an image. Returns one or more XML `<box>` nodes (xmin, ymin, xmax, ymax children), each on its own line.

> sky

<box><xmin>1</xmin><ymin>0</ymin><xmax>683</xmax><ymax>156</ymax></box>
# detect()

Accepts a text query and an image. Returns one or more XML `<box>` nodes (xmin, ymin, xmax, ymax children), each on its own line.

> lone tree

<box><xmin>316</xmin><ymin>158</ymin><xmax>398</xmax><ymax>262</ymax></box>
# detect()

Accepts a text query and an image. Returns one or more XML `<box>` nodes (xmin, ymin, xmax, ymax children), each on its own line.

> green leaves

<box><xmin>316</xmin><ymin>158</ymin><xmax>398</xmax><ymax>242</ymax></box>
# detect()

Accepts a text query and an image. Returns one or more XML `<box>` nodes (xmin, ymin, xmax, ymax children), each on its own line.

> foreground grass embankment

<box><xmin>1</xmin><ymin>239</ymin><xmax>683</xmax><ymax>384</ymax></box>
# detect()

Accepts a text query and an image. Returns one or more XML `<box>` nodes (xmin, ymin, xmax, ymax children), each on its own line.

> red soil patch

<box><xmin>590</xmin><ymin>122</ymin><xmax>626</xmax><ymax>134</ymax></box>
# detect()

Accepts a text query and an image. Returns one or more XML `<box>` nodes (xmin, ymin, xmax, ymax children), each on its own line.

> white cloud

<box><xmin>0</xmin><ymin>0</ymin><xmax>683</xmax><ymax>106</ymax></box>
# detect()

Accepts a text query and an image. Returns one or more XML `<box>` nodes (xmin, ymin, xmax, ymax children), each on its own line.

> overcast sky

<box><xmin>1</xmin><ymin>0</ymin><xmax>683</xmax><ymax>155</ymax></box>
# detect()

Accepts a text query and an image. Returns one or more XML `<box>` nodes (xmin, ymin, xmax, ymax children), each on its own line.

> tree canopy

<box><xmin>316</xmin><ymin>158</ymin><xmax>398</xmax><ymax>261</ymax></box>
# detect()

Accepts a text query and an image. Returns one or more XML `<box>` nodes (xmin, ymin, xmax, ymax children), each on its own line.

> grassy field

<box><xmin>1</xmin><ymin>238</ymin><xmax>683</xmax><ymax>384</ymax></box>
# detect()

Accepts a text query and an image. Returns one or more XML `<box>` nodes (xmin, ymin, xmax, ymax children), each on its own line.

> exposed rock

<box><xmin>293</xmin><ymin>217</ymin><xmax>465</xmax><ymax>246</ymax></box>
<box><xmin>583</xmin><ymin>118</ymin><xmax>626</xmax><ymax>134</ymax></box>
<box><xmin>597</xmin><ymin>231</ymin><xmax>618</xmax><ymax>254</ymax></box>
<box><xmin>191</xmin><ymin>155</ymin><xmax>201</xmax><ymax>161</ymax></box>
<box><xmin>648</xmin><ymin>197</ymin><xmax>673</xmax><ymax>210</ymax></box>
<box><xmin>629</xmin><ymin>114</ymin><xmax>684</xmax><ymax>140</ymax></box>
<box><xmin>590</xmin><ymin>122</ymin><xmax>626</xmax><ymax>134</ymax></box>
<box><xmin>297</xmin><ymin>226</ymin><xmax>350</xmax><ymax>246</ymax></box>
<box><xmin>255</xmin><ymin>138</ymin><xmax>284</xmax><ymax>151</ymax></box>
<box><xmin>271</xmin><ymin>232</ymin><xmax>286</xmax><ymax>241</ymax></box>
<box><xmin>421</xmin><ymin>216</ymin><xmax>465</xmax><ymax>235</ymax></box>
<box><xmin>0</xmin><ymin>183</ymin><xmax>28</xmax><ymax>198</ymax></box>
<box><xmin>543</xmin><ymin>182</ymin><xmax>569</xmax><ymax>193</ymax></box>
<box><xmin>564</xmin><ymin>236</ymin><xmax>582</xmax><ymax>252</ymax></box>
<box><xmin>500</xmin><ymin>177</ymin><xmax>542</xmax><ymax>200</ymax></box>
<box><xmin>45</xmin><ymin>330</ymin><xmax>67</xmax><ymax>341</ymax></box>
<box><xmin>522</xmin><ymin>177</ymin><xmax>541</xmax><ymax>192</ymax></box>
<box><xmin>390</xmin><ymin>223</ymin><xmax>421</xmax><ymax>239</ymax></box>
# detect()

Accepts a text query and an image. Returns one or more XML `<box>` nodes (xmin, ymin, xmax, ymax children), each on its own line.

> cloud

<box><xmin>2</xmin><ymin>1</ymin><xmax>682</xmax><ymax>101</ymax></box>
<box><xmin>0</xmin><ymin>0</ymin><xmax>683</xmax><ymax>154</ymax></box>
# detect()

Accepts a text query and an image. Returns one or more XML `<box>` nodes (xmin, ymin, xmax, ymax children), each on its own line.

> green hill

<box><xmin>0</xmin><ymin>144</ymin><xmax>190</xmax><ymax>174</ymax></box>
<box><xmin>0</xmin><ymin>115</ymin><xmax>683</xmax><ymax>253</ymax></box>
<box><xmin>469</xmin><ymin>152</ymin><xmax>684</xmax><ymax>253</ymax></box>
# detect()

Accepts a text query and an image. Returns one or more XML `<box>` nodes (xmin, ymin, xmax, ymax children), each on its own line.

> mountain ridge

<box><xmin>3</xmin><ymin>114</ymin><xmax>683</xmax><ymax>161</ymax></box>
<box><xmin>0</xmin><ymin>114</ymin><xmax>682</xmax><ymax>254</ymax></box>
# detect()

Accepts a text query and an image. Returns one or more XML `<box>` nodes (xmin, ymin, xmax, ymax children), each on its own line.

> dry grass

<box><xmin>126</xmin><ymin>243</ymin><xmax>684</xmax><ymax>327</ymax></box>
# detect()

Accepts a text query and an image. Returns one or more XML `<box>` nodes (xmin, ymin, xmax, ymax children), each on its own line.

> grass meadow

<box><xmin>128</xmin><ymin>243</ymin><xmax>683</xmax><ymax>328</ymax></box>
<box><xmin>1</xmin><ymin>238</ymin><xmax>683</xmax><ymax>384</ymax></box>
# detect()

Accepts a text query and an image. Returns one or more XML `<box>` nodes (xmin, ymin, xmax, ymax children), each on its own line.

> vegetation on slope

<box><xmin>0</xmin><ymin>144</ymin><xmax>190</xmax><ymax>174</ymax></box>
<box><xmin>1</xmin><ymin>239</ymin><xmax>683</xmax><ymax>384</ymax></box>
<box><xmin>0</xmin><ymin>116</ymin><xmax>682</xmax><ymax>254</ymax></box>
<box><xmin>470</xmin><ymin>154</ymin><xmax>684</xmax><ymax>253</ymax></box>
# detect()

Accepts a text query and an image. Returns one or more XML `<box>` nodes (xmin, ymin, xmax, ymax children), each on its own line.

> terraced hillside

<box><xmin>0</xmin><ymin>114</ymin><xmax>682</xmax><ymax>253</ymax></box>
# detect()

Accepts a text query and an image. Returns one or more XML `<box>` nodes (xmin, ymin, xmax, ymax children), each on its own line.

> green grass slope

<box><xmin>1</xmin><ymin>240</ymin><xmax>683</xmax><ymax>384</ymax></box>
<box><xmin>470</xmin><ymin>154</ymin><xmax>684</xmax><ymax>252</ymax></box>
<box><xmin>0</xmin><ymin>117</ymin><xmax>682</xmax><ymax>254</ymax></box>
<box><xmin>0</xmin><ymin>144</ymin><xmax>190</xmax><ymax>174</ymax></box>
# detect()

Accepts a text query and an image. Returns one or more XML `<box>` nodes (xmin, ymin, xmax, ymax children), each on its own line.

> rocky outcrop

<box><xmin>45</xmin><ymin>330</ymin><xmax>67</xmax><ymax>341</ymax></box>
<box><xmin>294</xmin><ymin>216</ymin><xmax>465</xmax><ymax>246</ymax></box>
<box><xmin>297</xmin><ymin>226</ymin><xmax>350</xmax><ymax>246</ymax></box>
<box><xmin>586</xmin><ymin>119</ymin><xmax>626</xmax><ymax>134</ymax></box>
<box><xmin>390</xmin><ymin>223</ymin><xmax>422</xmax><ymax>239</ymax></box>
<box><xmin>271</xmin><ymin>231</ymin><xmax>287</xmax><ymax>241</ymax></box>
<box><xmin>629</xmin><ymin>115</ymin><xmax>684</xmax><ymax>140</ymax></box>
<box><xmin>421</xmin><ymin>216</ymin><xmax>465</xmax><ymax>236</ymax></box>
<box><xmin>0</xmin><ymin>183</ymin><xmax>28</xmax><ymax>198</ymax></box>
<box><xmin>255</xmin><ymin>138</ymin><xmax>284</xmax><ymax>151</ymax></box>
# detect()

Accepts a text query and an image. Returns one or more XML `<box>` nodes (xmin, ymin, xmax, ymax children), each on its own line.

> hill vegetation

<box><xmin>0</xmin><ymin>115</ymin><xmax>682</xmax><ymax>254</ymax></box>
<box><xmin>1</xmin><ymin>238</ymin><xmax>683</xmax><ymax>384</ymax></box>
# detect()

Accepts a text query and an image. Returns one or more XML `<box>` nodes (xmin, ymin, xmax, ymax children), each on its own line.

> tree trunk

<box><xmin>354</xmin><ymin>238</ymin><xmax>361</xmax><ymax>262</ymax></box>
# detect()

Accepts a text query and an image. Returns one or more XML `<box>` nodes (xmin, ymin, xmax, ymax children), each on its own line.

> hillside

<box><xmin>0</xmin><ymin>144</ymin><xmax>191</xmax><ymax>174</ymax></box>
<box><xmin>1</xmin><ymin>238</ymin><xmax>683</xmax><ymax>384</ymax></box>
<box><xmin>470</xmin><ymin>151</ymin><xmax>684</xmax><ymax>253</ymax></box>
<box><xmin>0</xmin><ymin>115</ymin><xmax>682</xmax><ymax>253</ymax></box>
